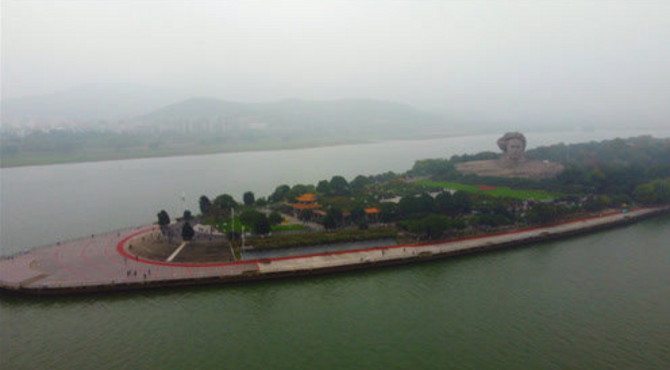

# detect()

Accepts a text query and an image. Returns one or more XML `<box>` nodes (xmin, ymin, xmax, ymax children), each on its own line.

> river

<box><xmin>1</xmin><ymin>128</ymin><xmax>669</xmax><ymax>368</ymax></box>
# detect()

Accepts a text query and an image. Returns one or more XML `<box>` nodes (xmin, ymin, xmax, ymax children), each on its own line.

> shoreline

<box><xmin>0</xmin><ymin>130</ymin><xmax>469</xmax><ymax>169</ymax></box>
<box><xmin>1</xmin><ymin>206</ymin><xmax>668</xmax><ymax>296</ymax></box>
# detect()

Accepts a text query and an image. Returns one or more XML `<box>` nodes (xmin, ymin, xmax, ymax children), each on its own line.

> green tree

<box><xmin>451</xmin><ymin>191</ymin><xmax>472</xmax><ymax>215</ymax></box>
<box><xmin>268</xmin><ymin>211</ymin><xmax>283</xmax><ymax>226</ymax></box>
<box><xmin>240</xmin><ymin>210</ymin><xmax>263</xmax><ymax>228</ymax></box>
<box><xmin>435</xmin><ymin>191</ymin><xmax>454</xmax><ymax>215</ymax></box>
<box><xmin>316</xmin><ymin>180</ymin><xmax>331</xmax><ymax>195</ymax></box>
<box><xmin>476</xmin><ymin>213</ymin><xmax>511</xmax><ymax>228</ymax></box>
<box><xmin>199</xmin><ymin>195</ymin><xmax>212</xmax><ymax>215</ymax></box>
<box><xmin>256</xmin><ymin>197</ymin><xmax>268</xmax><ymax>207</ymax></box>
<box><xmin>526</xmin><ymin>203</ymin><xmax>559</xmax><ymax>224</ymax></box>
<box><xmin>243</xmin><ymin>191</ymin><xmax>255</xmax><ymax>206</ymax></box>
<box><xmin>181</xmin><ymin>222</ymin><xmax>195</xmax><ymax>241</ymax></box>
<box><xmin>398</xmin><ymin>193</ymin><xmax>434</xmax><ymax>218</ymax></box>
<box><xmin>213</xmin><ymin>194</ymin><xmax>238</xmax><ymax>212</ymax></box>
<box><xmin>323</xmin><ymin>214</ymin><xmax>337</xmax><ymax>229</ymax></box>
<box><xmin>239</xmin><ymin>210</ymin><xmax>272</xmax><ymax>235</ymax></box>
<box><xmin>157</xmin><ymin>210</ymin><xmax>170</xmax><ymax>235</ymax></box>
<box><xmin>349</xmin><ymin>207</ymin><xmax>366</xmax><ymax>224</ymax></box>
<box><xmin>269</xmin><ymin>184</ymin><xmax>290</xmax><ymax>203</ymax></box>
<box><xmin>405</xmin><ymin>214</ymin><xmax>450</xmax><ymax>239</ymax></box>
<box><xmin>583</xmin><ymin>195</ymin><xmax>610</xmax><ymax>212</ymax></box>
<box><xmin>330</xmin><ymin>175</ymin><xmax>350</xmax><ymax>195</ymax></box>
<box><xmin>586</xmin><ymin>168</ymin><xmax>607</xmax><ymax>192</ymax></box>
<box><xmin>634</xmin><ymin>178</ymin><xmax>670</xmax><ymax>205</ymax></box>
<box><xmin>379</xmin><ymin>202</ymin><xmax>398</xmax><ymax>222</ymax></box>
<box><xmin>253</xmin><ymin>214</ymin><xmax>271</xmax><ymax>235</ymax></box>
<box><xmin>350</xmin><ymin>175</ymin><xmax>371</xmax><ymax>191</ymax></box>
<box><xmin>422</xmin><ymin>214</ymin><xmax>450</xmax><ymax>239</ymax></box>
<box><xmin>327</xmin><ymin>207</ymin><xmax>344</xmax><ymax>226</ymax></box>
<box><xmin>183</xmin><ymin>210</ymin><xmax>193</xmax><ymax>221</ymax></box>
<box><xmin>634</xmin><ymin>184</ymin><xmax>656</xmax><ymax>205</ymax></box>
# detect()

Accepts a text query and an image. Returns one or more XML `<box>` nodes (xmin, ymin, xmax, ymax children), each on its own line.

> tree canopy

<box><xmin>634</xmin><ymin>178</ymin><xmax>670</xmax><ymax>205</ymax></box>
<box><xmin>199</xmin><ymin>195</ymin><xmax>212</xmax><ymax>215</ymax></box>
<box><xmin>268</xmin><ymin>211</ymin><xmax>283</xmax><ymax>226</ymax></box>
<box><xmin>316</xmin><ymin>180</ymin><xmax>331</xmax><ymax>195</ymax></box>
<box><xmin>240</xmin><ymin>210</ymin><xmax>271</xmax><ymax>235</ymax></box>
<box><xmin>350</xmin><ymin>175</ymin><xmax>371</xmax><ymax>191</ymax></box>
<box><xmin>329</xmin><ymin>175</ymin><xmax>350</xmax><ymax>195</ymax></box>
<box><xmin>181</xmin><ymin>222</ymin><xmax>195</xmax><ymax>241</ymax></box>
<box><xmin>243</xmin><ymin>191</ymin><xmax>255</xmax><ymax>206</ymax></box>
<box><xmin>269</xmin><ymin>184</ymin><xmax>290</xmax><ymax>203</ymax></box>
<box><xmin>213</xmin><ymin>194</ymin><xmax>238</xmax><ymax>212</ymax></box>
<box><xmin>157</xmin><ymin>210</ymin><xmax>170</xmax><ymax>226</ymax></box>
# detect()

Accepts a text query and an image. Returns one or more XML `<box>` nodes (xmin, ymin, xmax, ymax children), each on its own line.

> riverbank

<box><xmin>0</xmin><ymin>135</ymin><xmax>370</xmax><ymax>168</ymax></box>
<box><xmin>1</xmin><ymin>129</ymin><xmax>470</xmax><ymax>168</ymax></box>
<box><xmin>0</xmin><ymin>206</ymin><xmax>667</xmax><ymax>296</ymax></box>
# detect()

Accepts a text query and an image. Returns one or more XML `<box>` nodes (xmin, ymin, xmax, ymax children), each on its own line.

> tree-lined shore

<box><xmin>161</xmin><ymin>136</ymin><xmax>669</xmax><ymax>256</ymax></box>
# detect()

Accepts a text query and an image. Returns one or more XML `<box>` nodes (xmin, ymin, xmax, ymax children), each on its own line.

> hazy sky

<box><xmin>3</xmin><ymin>1</ymin><xmax>670</xmax><ymax>125</ymax></box>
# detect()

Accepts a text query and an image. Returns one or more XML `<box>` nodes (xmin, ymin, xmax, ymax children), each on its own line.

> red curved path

<box><xmin>0</xmin><ymin>207</ymin><xmax>665</xmax><ymax>294</ymax></box>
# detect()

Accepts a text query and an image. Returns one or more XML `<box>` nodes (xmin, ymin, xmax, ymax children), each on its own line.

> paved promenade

<box><xmin>0</xmin><ymin>207</ymin><xmax>665</xmax><ymax>295</ymax></box>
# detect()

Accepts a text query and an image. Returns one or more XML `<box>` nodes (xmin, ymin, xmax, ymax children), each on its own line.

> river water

<box><xmin>1</xmin><ymin>128</ymin><xmax>669</xmax><ymax>368</ymax></box>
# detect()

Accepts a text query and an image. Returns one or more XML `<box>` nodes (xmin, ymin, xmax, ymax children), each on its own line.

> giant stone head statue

<box><xmin>497</xmin><ymin>132</ymin><xmax>527</xmax><ymax>162</ymax></box>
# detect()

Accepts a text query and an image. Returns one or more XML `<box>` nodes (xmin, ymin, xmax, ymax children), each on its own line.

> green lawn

<box><xmin>272</xmin><ymin>224</ymin><xmax>307</xmax><ymax>232</ymax></box>
<box><xmin>208</xmin><ymin>217</ymin><xmax>243</xmax><ymax>233</ymax></box>
<box><xmin>206</xmin><ymin>218</ymin><xmax>307</xmax><ymax>233</ymax></box>
<box><xmin>416</xmin><ymin>180</ymin><xmax>559</xmax><ymax>200</ymax></box>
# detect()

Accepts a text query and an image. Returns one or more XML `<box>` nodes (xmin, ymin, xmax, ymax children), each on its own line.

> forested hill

<box><xmin>1</xmin><ymin>93</ymin><xmax>449</xmax><ymax>167</ymax></box>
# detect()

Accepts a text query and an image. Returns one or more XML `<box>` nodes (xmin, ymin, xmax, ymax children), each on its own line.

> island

<box><xmin>1</xmin><ymin>134</ymin><xmax>669</xmax><ymax>295</ymax></box>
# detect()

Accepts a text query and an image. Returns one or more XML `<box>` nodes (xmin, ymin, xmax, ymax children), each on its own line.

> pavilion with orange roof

<box><xmin>284</xmin><ymin>193</ymin><xmax>322</xmax><ymax>214</ymax></box>
<box><xmin>364</xmin><ymin>207</ymin><xmax>381</xmax><ymax>222</ymax></box>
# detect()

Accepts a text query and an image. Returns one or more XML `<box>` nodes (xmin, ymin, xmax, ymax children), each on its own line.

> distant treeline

<box><xmin>0</xmin><ymin>129</ymin><xmax>364</xmax><ymax>167</ymax></box>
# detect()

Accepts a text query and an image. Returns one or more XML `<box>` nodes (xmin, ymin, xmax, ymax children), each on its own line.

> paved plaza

<box><xmin>0</xmin><ymin>207</ymin><xmax>664</xmax><ymax>294</ymax></box>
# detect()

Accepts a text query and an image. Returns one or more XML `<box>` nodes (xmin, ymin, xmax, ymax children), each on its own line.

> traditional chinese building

<box><xmin>284</xmin><ymin>193</ymin><xmax>322</xmax><ymax>215</ymax></box>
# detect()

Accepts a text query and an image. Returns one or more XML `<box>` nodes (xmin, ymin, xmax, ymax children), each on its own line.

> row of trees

<box><xmin>198</xmin><ymin>192</ymin><xmax>287</xmax><ymax>236</ymax></box>
<box><xmin>634</xmin><ymin>179</ymin><xmax>670</xmax><ymax>205</ymax></box>
<box><xmin>156</xmin><ymin>209</ymin><xmax>195</xmax><ymax>241</ymax></box>
<box><xmin>268</xmin><ymin>175</ymin><xmax>376</xmax><ymax>203</ymax></box>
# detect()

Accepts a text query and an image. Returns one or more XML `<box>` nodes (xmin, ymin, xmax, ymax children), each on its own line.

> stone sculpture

<box><xmin>456</xmin><ymin>132</ymin><xmax>564</xmax><ymax>179</ymax></box>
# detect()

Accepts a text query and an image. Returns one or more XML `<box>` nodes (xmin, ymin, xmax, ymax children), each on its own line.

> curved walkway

<box><xmin>0</xmin><ymin>207</ymin><xmax>666</xmax><ymax>295</ymax></box>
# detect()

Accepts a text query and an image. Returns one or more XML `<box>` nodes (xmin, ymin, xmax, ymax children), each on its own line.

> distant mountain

<box><xmin>1</xmin><ymin>84</ymin><xmax>187</xmax><ymax>123</ymax></box>
<box><xmin>137</xmin><ymin>97</ymin><xmax>446</xmax><ymax>134</ymax></box>
<box><xmin>2</xmin><ymin>85</ymin><xmax>450</xmax><ymax>136</ymax></box>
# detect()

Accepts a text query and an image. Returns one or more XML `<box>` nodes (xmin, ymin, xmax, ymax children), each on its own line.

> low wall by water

<box><xmin>1</xmin><ymin>206</ymin><xmax>668</xmax><ymax>296</ymax></box>
<box><xmin>241</xmin><ymin>238</ymin><xmax>397</xmax><ymax>260</ymax></box>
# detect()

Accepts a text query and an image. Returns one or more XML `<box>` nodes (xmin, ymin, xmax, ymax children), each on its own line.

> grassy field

<box><xmin>249</xmin><ymin>227</ymin><xmax>397</xmax><ymax>249</ymax></box>
<box><xmin>272</xmin><ymin>224</ymin><xmax>307</xmax><ymax>232</ymax></box>
<box><xmin>416</xmin><ymin>180</ymin><xmax>559</xmax><ymax>200</ymax></box>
